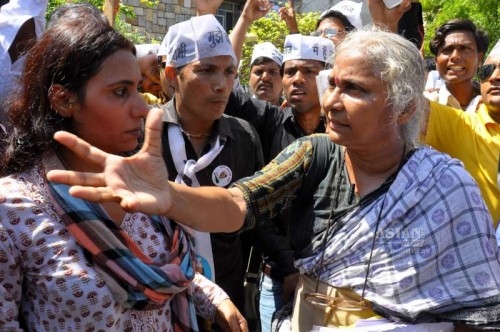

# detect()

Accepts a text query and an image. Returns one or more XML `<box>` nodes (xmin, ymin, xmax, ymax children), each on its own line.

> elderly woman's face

<box><xmin>322</xmin><ymin>51</ymin><xmax>397</xmax><ymax>149</ymax></box>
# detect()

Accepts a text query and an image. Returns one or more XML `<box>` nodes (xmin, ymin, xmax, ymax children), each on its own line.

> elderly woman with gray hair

<box><xmin>49</xmin><ymin>28</ymin><xmax>500</xmax><ymax>331</ymax></box>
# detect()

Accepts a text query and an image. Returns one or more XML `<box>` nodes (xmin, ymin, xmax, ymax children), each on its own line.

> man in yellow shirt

<box><xmin>424</xmin><ymin>41</ymin><xmax>500</xmax><ymax>227</ymax></box>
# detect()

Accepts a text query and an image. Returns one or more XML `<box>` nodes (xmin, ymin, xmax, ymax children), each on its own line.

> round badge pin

<box><xmin>212</xmin><ymin>165</ymin><xmax>232</xmax><ymax>187</ymax></box>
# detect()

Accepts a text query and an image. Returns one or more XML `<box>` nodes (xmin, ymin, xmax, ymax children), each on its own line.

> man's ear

<box><xmin>48</xmin><ymin>84</ymin><xmax>79</xmax><ymax>117</ymax></box>
<box><xmin>164</xmin><ymin>66</ymin><xmax>178</xmax><ymax>89</ymax></box>
<box><xmin>478</xmin><ymin>52</ymin><xmax>484</xmax><ymax>67</ymax></box>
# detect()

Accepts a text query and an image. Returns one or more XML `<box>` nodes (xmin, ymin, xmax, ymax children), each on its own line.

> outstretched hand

<box><xmin>368</xmin><ymin>0</ymin><xmax>411</xmax><ymax>32</ymax></box>
<box><xmin>47</xmin><ymin>108</ymin><xmax>173</xmax><ymax>216</ymax></box>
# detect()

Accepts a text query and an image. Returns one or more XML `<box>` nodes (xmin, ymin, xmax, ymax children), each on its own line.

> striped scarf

<box><xmin>48</xmin><ymin>182</ymin><xmax>198</xmax><ymax>331</ymax></box>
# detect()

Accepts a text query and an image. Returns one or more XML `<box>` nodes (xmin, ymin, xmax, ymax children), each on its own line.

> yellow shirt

<box><xmin>425</xmin><ymin>102</ymin><xmax>500</xmax><ymax>226</ymax></box>
<box><xmin>140</xmin><ymin>92</ymin><xmax>162</xmax><ymax>105</ymax></box>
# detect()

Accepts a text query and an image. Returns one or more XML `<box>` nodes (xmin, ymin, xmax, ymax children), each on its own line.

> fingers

<box><xmin>68</xmin><ymin>186</ymin><xmax>120</xmax><ymax>203</ymax></box>
<box><xmin>141</xmin><ymin>107</ymin><xmax>164</xmax><ymax>157</ymax></box>
<box><xmin>215</xmin><ymin>299</ymin><xmax>248</xmax><ymax>332</ymax></box>
<box><xmin>47</xmin><ymin>169</ymin><xmax>104</xmax><ymax>187</ymax></box>
<box><xmin>236</xmin><ymin>312</ymin><xmax>249</xmax><ymax>332</ymax></box>
<box><xmin>53</xmin><ymin>131</ymin><xmax>108</xmax><ymax>166</ymax></box>
<box><xmin>254</xmin><ymin>0</ymin><xmax>271</xmax><ymax>12</ymax></box>
<box><xmin>222</xmin><ymin>313</ymin><xmax>247</xmax><ymax>332</ymax></box>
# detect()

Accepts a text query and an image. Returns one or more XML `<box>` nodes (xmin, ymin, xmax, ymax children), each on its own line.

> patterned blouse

<box><xmin>0</xmin><ymin>160</ymin><xmax>228</xmax><ymax>331</ymax></box>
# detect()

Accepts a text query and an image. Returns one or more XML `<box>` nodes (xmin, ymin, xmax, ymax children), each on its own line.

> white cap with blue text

<box><xmin>135</xmin><ymin>44</ymin><xmax>159</xmax><ymax>58</ymax></box>
<box><xmin>158</xmin><ymin>14</ymin><xmax>237</xmax><ymax>68</ymax></box>
<box><xmin>282</xmin><ymin>34</ymin><xmax>334</xmax><ymax>64</ymax></box>
<box><xmin>250</xmin><ymin>42</ymin><xmax>283</xmax><ymax>67</ymax></box>
<box><xmin>320</xmin><ymin>0</ymin><xmax>363</xmax><ymax>30</ymax></box>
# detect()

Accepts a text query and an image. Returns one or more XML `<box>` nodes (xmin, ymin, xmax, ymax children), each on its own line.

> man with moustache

<box><xmin>225</xmin><ymin>0</ymin><xmax>334</xmax><ymax>159</ymax></box>
<box><xmin>156</xmin><ymin>14</ymin><xmax>264</xmax><ymax>331</ymax></box>
<box><xmin>247</xmin><ymin>42</ymin><xmax>284</xmax><ymax>106</ymax></box>
<box><xmin>227</xmin><ymin>13</ymin><xmax>335</xmax><ymax>327</ymax></box>
<box><xmin>222</xmin><ymin>2</ymin><xmax>334</xmax><ymax>329</ymax></box>
<box><xmin>226</xmin><ymin>34</ymin><xmax>334</xmax><ymax>161</ymax></box>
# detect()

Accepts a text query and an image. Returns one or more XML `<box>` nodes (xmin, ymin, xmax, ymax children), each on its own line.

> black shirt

<box><xmin>225</xmin><ymin>89</ymin><xmax>326</xmax><ymax>281</ymax></box>
<box><xmin>161</xmin><ymin>98</ymin><xmax>264</xmax><ymax>311</ymax></box>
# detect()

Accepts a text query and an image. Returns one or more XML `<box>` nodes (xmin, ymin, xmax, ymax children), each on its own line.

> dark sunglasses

<box><xmin>311</xmin><ymin>28</ymin><xmax>344</xmax><ymax>38</ymax></box>
<box><xmin>157</xmin><ymin>56</ymin><xmax>167</xmax><ymax>69</ymax></box>
<box><xmin>477</xmin><ymin>63</ymin><xmax>500</xmax><ymax>82</ymax></box>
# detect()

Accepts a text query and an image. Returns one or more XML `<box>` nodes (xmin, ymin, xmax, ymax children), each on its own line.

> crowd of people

<box><xmin>0</xmin><ymin>0</ymin><xmax>499</xmax><ymax>331</ymax></box>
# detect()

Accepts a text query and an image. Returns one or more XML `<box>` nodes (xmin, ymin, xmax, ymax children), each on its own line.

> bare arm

<box><xmin>229</xmin><ymin>0</ymin><xmax>271</xmax><ymax>63</ymax></box>
<box><xmin>279</xmin><ymin>2</ymin><xmax>299</xmax><ymax>34</ymax></box>
<box><xmin>367</xmin><ymin>0</ymin><xmax>411</xmax><ymax>33</ymax></box>
<box><xmin>47</xmin><ymin>108</ymin><xmax>247</xmax><ymax>232</ymax></box>
<box><xmin>168</xmin><ymin>184</ymin><xmax>247</xmax><ymax>232</ymax></box>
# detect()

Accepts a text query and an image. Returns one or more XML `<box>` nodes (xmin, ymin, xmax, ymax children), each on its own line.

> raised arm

<box><xmin>46</xmin><ymin>108</ymin><xmax>247</xmax><ymax>232</ymax></box>
<box><xmin>279</xmin><ymin>1</ymin><xmax>299</xmax><ymax>34</ymax></box>
<box><xmin>229</xmin><ymin>0</ymin><xmax>271</xmax><ymax>63</ymax></box>
<box><xmin>367</xmin><ymin>0</ymin><xmax>411</xmax><ymax>32</ymax></box>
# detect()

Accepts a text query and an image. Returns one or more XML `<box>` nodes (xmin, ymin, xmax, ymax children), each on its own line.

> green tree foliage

<box><xmin>47</xmin><ymin>0</ymin><xmax>156</xmax><ymax>43</ymax></box>
<box><xmin>237</xmin><ymin>10</ymin><xmax>320</xmax><ymax>87</ymax></box>
<box><xmin>421</xmin><ymin>0</ymin><xmax>500</xmax><ymax>57</ymax></box>
<box><xmin>46</xmin><ymin>0</ymin><xmax>103</xmax><ymax>19</ymax></box>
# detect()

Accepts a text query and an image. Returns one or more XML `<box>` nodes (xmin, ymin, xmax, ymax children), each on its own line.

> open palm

<box><xmin>47</xmin><ymin>108</ymin><xmax>173</xmax><ymax>216</ymax></box>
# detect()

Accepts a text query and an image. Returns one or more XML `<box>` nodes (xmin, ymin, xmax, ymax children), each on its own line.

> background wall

<box><xmin>121</xmin><ymin>0</ymin><xmax>246</xmax><ymax>42</ymax></box>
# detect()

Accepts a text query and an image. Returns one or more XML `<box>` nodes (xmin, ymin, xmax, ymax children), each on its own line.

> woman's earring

<box><xmin>67</xmin><ymin>100</ymin><xmax>77</xmax><ymax>110</ymax></box>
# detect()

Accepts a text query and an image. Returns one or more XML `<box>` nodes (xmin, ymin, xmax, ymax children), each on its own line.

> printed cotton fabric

<box><xmin>0</xmin><ymin>153</ymin><xmax>228</xmax><ymax>331</ymax></box>
<box><xmin>48</xmin><ymin>181</ymin><xmax>198</xmax><ymax>331</ymax></box>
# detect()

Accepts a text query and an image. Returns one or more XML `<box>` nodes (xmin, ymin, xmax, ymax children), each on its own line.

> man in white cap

<box><xmin>280</xmin><ymin>0</ymin><xmax>361</xmax><ymax>46</ymax></box>
<box><xmin>135</xmin><ymin>44</ymin><xmax>163</xmax><ymax>102</ymax></box>
<box><xmin>313</xmin><ymin>0</ymin><xmax>362</xmax><ymax>46</ymax></box>
<box><xmin>256</xmin><ymin>35</ymin><xmax>334</xmax><ymax>332</ymax></box>
<box><xmin>227</xmin><ymin>0</ymin><xmax>335</xmax><ymax>160</ymax></box>
<box><xmin>423</xmin><ymin>39</ymin><xmax>500</xmax><ymax>230</ymax></box>
<box><xmin>248</xmin><ymin>42</ymin><xmax>284</xmax><ymax>106</ymax></box>
<box><xmin>157</xmin><ymin>14</ymin><xmax>264</xmax><ymax>331</ymax></box>
<box><xmin>226</xmin><ymin>24</ymin><xmax>335</xmax><ymax>330</ymax></box>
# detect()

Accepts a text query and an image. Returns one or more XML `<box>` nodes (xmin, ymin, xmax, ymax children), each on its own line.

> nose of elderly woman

<box><xmin>322</xmin><ymin>81</ymin><xmax>341</xmax><ymax>112</ymax></box>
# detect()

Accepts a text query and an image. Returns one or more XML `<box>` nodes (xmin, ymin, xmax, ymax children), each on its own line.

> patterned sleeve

<box><xmin>234</xmin><ymin>137</ymin><xmax>314</xmax><ymax>231</ymax></box>
<box><xmin>0</xmin><ymin>204</ymin><xmax>25</xmax><ymax>330</ymax></box>
<box><xmin>189</xmin><ymin>272</ymin><xmax>229</xmax><ymax>320</ymax></box>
